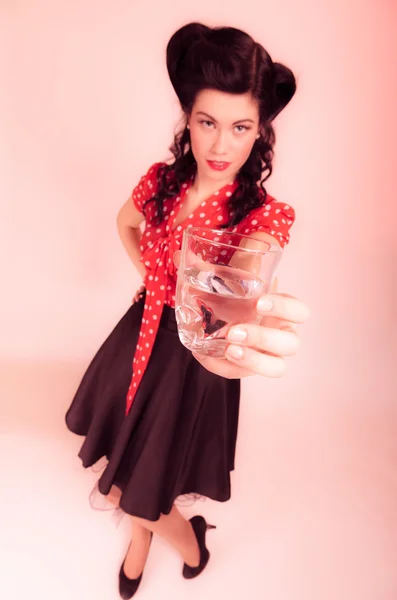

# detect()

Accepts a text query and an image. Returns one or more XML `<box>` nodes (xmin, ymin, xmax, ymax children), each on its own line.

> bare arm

<box><xmin>116</xmin><ymin>197</ymin><xmax>147</xmax><ymax>280</ymax></box>
<box><xmin>228</xmin><ymin>230</ymin><xmax>281</xmax><ymax>291</ymax></box>
<box><xmin>251</xmin><ymin>231</ymin><xmax>280</xmax><ymax>293</ymax></box>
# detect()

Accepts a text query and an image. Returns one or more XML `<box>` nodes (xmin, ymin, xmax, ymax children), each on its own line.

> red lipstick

<box><xmin>207</xmin><ymin>160</ymin><xmax>231</xmax><ymax>171</ymax></box>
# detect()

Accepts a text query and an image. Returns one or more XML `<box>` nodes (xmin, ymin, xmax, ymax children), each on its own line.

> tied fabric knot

<box><xmin>125</xmin><ymin>234</ymin><xmax>182</xmax><ymax>415</ymax></box>
<box><xmin>144</xmin><ymin>235</ymin><xmax>180</xmax><ymax>279</ymax></box>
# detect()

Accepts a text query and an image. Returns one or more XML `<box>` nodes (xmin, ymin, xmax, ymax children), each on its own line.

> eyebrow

<box><xmin>196</xmin><ymin>111</ymin><xmax>255</xmax><ymax>125</ymax></box>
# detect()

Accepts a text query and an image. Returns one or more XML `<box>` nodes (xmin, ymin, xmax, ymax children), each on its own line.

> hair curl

<box><xmin>146</xmin><ymin>22</ymin><xmax>296</xmax><ymax>227</ymax></box>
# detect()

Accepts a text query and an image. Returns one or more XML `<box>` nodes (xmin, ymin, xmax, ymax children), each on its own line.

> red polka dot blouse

<box><xmin>124</xmin><ymin>162</ymin><xmax>295</xmax><ymax>415</ymax></box>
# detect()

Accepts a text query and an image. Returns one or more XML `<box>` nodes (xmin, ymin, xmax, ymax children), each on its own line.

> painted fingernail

<box><xmin>227</xmin><ymin>327</ymin><xmax>247</xmax><ymax>342</ymax></box>
<box><xmin>227</xmin><ymin>345</ymin><xmax>244</xmax><ymax>360</ymax></box>
<box><xmin>257</xmin><ymin>296</ymin><xmax>273</xmax><ymax>312</ymax></box>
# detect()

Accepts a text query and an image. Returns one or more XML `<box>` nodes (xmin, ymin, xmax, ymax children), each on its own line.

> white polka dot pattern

<box><xmin>242</xmin><ymin>198</ymin><xmax>296</xmax><ymax>247</ymax></box>
<box><xmin>126</xmin><ymin>163</ymin><xmax>295</xmax><ymax>415</ymax></box>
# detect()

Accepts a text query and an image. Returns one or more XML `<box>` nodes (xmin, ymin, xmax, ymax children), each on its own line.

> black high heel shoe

<box><xmin>183</xmin><ymin>516</ymin><xmax>216</xmax><ymax>579</ymax></box>
<box><xmin>119</xmin><ymin>532</ymin><xmax>153</xmax><ymax>599</ymax></box>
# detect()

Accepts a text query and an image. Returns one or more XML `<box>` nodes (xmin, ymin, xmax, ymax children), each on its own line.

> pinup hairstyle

<box><xmin>146</xmin><ymin>22</ymin><xmax>296</xmax><ymax>227</ymax></box>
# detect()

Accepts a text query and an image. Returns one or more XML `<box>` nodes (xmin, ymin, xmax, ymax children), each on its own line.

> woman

<box><xmin>65</xmin><ymin>22</ymin><xmax>309</xmax><ymax>599</ymax></box>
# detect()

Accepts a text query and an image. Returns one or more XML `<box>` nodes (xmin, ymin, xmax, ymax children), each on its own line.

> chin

<box><xmin>207</xmin><ymin>169</ymin><xmax>229</xmax><ymax>179</ymax></box>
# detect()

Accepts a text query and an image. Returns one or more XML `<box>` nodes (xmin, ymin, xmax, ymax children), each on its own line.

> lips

<box><xmin>207</xmin><ymin>160</ymin><xmax>231</xmax><ymax>171</ymax></box>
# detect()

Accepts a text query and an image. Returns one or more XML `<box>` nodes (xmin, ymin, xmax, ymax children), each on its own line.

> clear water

<box><xmin>176</xmin><ymin>264</ymin><xmax>265</xmax><ymax>357</ymax></box>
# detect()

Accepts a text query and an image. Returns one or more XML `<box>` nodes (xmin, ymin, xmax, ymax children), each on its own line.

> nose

<box><xmin>211</xmin><ymin>130</ymin><xmax>228</xmax><ymax>156</ymax></box>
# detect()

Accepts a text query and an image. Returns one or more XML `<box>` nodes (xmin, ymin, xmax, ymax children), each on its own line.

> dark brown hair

<box><xmin>146</xmin><ymin>22</ymin><xmax>296</xmax><ymax>227</ymax></box>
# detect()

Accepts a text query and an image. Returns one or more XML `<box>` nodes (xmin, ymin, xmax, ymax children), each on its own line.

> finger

<box><xmin>256</xmin><ymin>293</ymin><xmax>310</xmax><ymax>324</ymax></box>
<box><xmin>173</xmin><ymin>250</ymin><xmax>181</xmax><ymax>269</ymax></box>
<box><xmin>192</xmin><ymin>353</ymin><xmax>254</xmax><ymax>379</ymax></box>
<box><xmin>133</xmin><ymin>287</ymin><xmax>145</xmax><ymax>304</ymax></box>
<box><xmin>259</xmin><ymin>315</ymin><xmax>297</xmax><ymax>334</ymax></box>
<box><xmin>174</xmin><ymin>252</ymin><xmax>215</xmax><ymax>275</ymax></box>
<box><xmin>227</xmin><ymin>324</ymin><xmax>300</xmax><ymax>356</ymax></box>
<box><xmin>225</xmin><ymin>345</ymin><xmax>287</xmax><ymax>377</ymax></box>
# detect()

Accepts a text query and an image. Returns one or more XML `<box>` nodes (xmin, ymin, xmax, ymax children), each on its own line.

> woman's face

<box><xmin>188</xmin><ymin>89</ymin><xmax>260</xmax><ymax>185</ymax></box>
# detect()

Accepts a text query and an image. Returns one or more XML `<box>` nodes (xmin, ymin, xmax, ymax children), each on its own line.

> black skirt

<box><xmin>65</xmin><ymin>294</ymin><xmax>241</xmax><ymax>522</ymax></box>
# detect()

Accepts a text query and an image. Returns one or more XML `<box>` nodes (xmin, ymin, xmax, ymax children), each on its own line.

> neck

<box><xmin>192</xmin><ymin>171</ymin><xmax>235</xmax><ymax>199</ymax></box>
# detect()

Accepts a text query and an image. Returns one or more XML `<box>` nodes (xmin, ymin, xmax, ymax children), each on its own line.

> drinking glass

<box><xmin>175</xmin><ymin>227</ymin><xmax>283</xmax><ymax>357</ymax></box>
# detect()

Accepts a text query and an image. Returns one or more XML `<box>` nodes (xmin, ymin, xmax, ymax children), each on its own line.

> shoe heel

<box><xmin>183</xmin><ymin>517</ymin><xmax>216</xmax><ymax>580</ymax></box>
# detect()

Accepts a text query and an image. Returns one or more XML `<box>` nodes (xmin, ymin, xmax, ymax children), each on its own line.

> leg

<box><xmin>111</xmin><ymin>491</ymin><xmax>200</xmax><ymax>575</ymax></box>
<box><xmin>106</xmin><ymin>484</ymin><xmax>122</xmax><ymax>508</ymax></box>
<box><xmin>133</xmin><ymin>505</ymin><xmax>200</xmax><ymax>568</ymax></box>
<box><xmin>106</xmin><ymin>485</ymin><xmax>153</xmax><ymax>579</ymax></box>
<box><xmin>123</xmin><ymin>519</ymin><xmax>152</xmax><ymax>579</ymax></box>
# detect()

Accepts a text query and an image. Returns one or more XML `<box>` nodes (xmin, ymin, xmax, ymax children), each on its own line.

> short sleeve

<box><xmin>131</xmin><ymin>162</ymin><xmax>165</xmax><ymax>213</ymax></box>
<box><xmin>241</xmin><ymin>195</ymin><xmax>296</xmax><ymax>248</ymax></box>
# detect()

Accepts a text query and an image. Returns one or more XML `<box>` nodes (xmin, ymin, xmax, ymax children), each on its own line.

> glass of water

<box><xmin>175</xmin><ymin>227</ymin><xmax>283</xmax><ymax>357</ymax></box>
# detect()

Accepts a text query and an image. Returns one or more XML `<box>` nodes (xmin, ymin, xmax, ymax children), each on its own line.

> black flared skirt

<box><xmin>65</xmin><ymin>294</ymin><xmax>240</xmax><ymax>522</ymax></box>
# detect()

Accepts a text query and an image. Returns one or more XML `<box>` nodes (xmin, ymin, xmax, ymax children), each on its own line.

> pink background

<box><xmin>1</xmin><ymin>1</ymin><xmax>396</xmax><ymax>599</ymax></box>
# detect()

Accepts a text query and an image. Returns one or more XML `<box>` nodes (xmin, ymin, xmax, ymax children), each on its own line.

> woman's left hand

<box><xmin>192</xmin><ymin>293</ymin><xmax>310</xmax><ymax>379</ymax></box>
<box><xmin>132</xmin><ymin>284</ymin><xmax>146</xmax><ymax>305</ymax></box>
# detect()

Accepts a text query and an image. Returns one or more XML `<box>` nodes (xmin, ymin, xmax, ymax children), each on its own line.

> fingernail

<box><xmin>257</xmin><ymin>296</ymin><xmax>273</xmax><ymax>313</ymax></box>
<box><xmin>227</xmin><ymin>345</ymin><xmax>244</xmax><ymax>360</ymax></box>
<box><xmin>227</xmin><ymin>327</ymin><xmax>247</xmax><ymax>342</ymax></box>
<box><xmin>297</xmin><ymin>304</ymin><xmax>311</xmax><ymax>323</ymax></box>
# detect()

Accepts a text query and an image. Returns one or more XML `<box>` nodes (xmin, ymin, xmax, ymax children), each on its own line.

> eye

<box><xmin>199</xmin><ymin>120</ymin><xmax>215</xmax><ymax>129</ymax></box>
<box><xmin>235</xmin><ymin>125</ymin><xmax>250</xmax><ymax>133</ymax></box>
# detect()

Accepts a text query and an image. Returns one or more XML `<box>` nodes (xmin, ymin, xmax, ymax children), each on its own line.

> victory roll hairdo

<box><xmin>146</xmin><ymin>22</ymin><xmax>296</xmax><ymax>226</ymax></box>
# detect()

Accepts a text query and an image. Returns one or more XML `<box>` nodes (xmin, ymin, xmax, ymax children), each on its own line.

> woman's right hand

<box><xmin>133</xmin><ymin>284</ymin><xmax>146</xmax><ymax>304</ymax></box>
<box><xmin>192</xmin><ymin>292</ymin><xmax>309</xmax><ymax>379</ymax></box>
